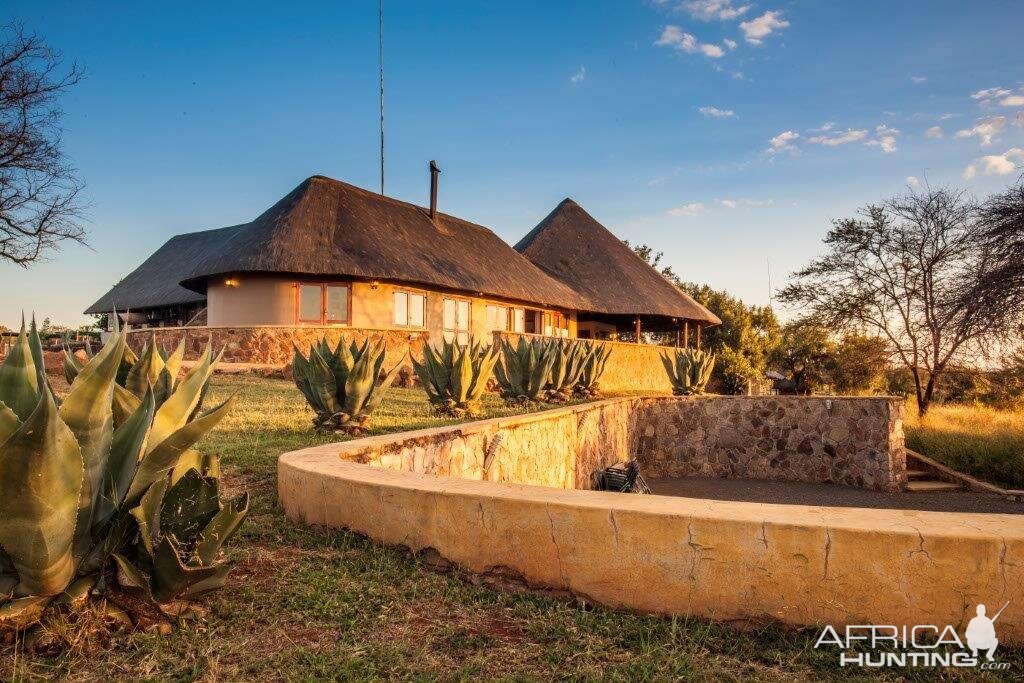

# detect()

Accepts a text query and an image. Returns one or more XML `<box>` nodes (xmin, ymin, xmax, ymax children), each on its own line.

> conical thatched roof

<box><xmin>515</xmin><ymin>199</ymin><xmax>720</xmax><ymax>324</ymax></box>
<box><xmin>176</xmin><ymin>176</ymin><xmax>589</xmax><ymax>309</ymax></box>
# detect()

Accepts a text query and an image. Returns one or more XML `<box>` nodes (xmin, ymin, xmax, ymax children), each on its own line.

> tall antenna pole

<box><xmin>378</xmin><ymin>0</ymin><xmax>385</xmax><ymax>195</ymax></box>
<box><xmin>767</xmin><ymin>258</ymin><xmax>774</xmax><ymax>309</ymax></box>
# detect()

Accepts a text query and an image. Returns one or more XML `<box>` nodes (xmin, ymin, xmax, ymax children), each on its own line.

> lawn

<box><xmin>5</xmin><ymin>376</ymin><xmax>1021</xmax><ymax>681</ymax></box>
<box><xmin>905</xmin><ymin>401</ymin><xmax>1024</xmax><ymax>490</ymax></box>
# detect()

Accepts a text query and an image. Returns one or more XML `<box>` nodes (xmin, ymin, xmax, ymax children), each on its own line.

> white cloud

<box><xmin>925</xmin><ymin>125</ymin><xmax>943</xmax><ymax>139</ymax></box>
<box><xmin>698</xmin><ymin>105</ymin><xmax>735</xmax><ymax>118</ymax></box>
<box><xmin>971</xmin><ymin>87</ymin><xmax>1012</xmax><ymax>102</ymax></box>
<box><xmin>723</xmin><ymin>38</ymin><xmax>737</xmax><ymax>50</ymax></box>
<box><xmin>570</xmin><ymin>66</ymin><xmax>586</xmax><ymax>84</ymax></box>
<box><xmin>963</xmin><ymin>148</ymin><xmax>1024</xmax><ymax>180</ymax></box>
<box><xmin>955</xmin><ymin>116</ymin><xmax>1006</xmax><ymax>146</ymax></box>
<box><xmin>911</xmin><ymin>76</ymin><xmax>927</xmax><ymax>84</ymax></box>
<box><xmin>807</xmin><ymin>129</ymin><xmax>868</xmax><ymax>147</ymax></box>
<box><xmin>739</xmin><ymin>11</ymin><xmax>789</xmax><ymax>45</ymax></box>
<box><xmin>817</xmin><ymin>121</ymin><xmax>835</xmax><ymax>132</ymax></box>
<box><xmin>681</xmin><ymin>0</ymin><xmax>752</xmax><ymax>21</ymax></box>
<box><xmin>767</xmin><ymin>130</ymin><xmax>799</xmax><ymax>154</ymax></box>
<box><xmin>1001</xmin><ymin>95</ymin><xmax>1024</xmax><ymax>107</ymax></box>
<box><xmin>668</xmin><ymin>202</ymin><xmax>706</xmax><ymax>217</ymax></box>
<box><xmin>717</xmin><ymin>198</ymin><xmax>772</xmax><ymax>208</ymax></box>
<box><xmin>906</xmin><ymin>176</ymin><xmax>921</xmax><ymax>188</ymax></box>
<box><xmin>655</xmin><ymin>25</ymin><xmax>725</xmax><ymax>59</ymax></box>
<box><xmin>867</xmin><ymin>124</ymin><xmax>900</xmax><ymax>153</ymax></box>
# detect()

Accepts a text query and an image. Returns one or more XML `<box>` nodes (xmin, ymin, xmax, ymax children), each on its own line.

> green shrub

<box><xmin>661</xmin><ymin>348</ymin><xmax>715</xmax><ymax>395</ymax></box>
<box><xmin>494</xmin><ymin>337</ymin><xmax>557</xmax><ymax>404</ymax></box>
<box><xmin>575</xmin><ymin>341</ymin><xmax>612</xmax><ymax>398</ymax></box>
<box><xmin>413</xmin><ymin>339</ymin><xmax>499</xmax><ymax>418</ymax></box>
<box><xmin>292</xmin><ymin>337</ymin><xmax>402</xmax><ymax>434</ymax></box>
<box><xmin>0</xmin><ymin>318</ymin><xmax>246</xmax><ymax>631</ymax></box>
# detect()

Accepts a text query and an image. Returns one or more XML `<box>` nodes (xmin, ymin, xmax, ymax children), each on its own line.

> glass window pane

<box><xmin>299</xmin><ymin>285</ymin><xmax>321</xmax><ymax>322</ymax></box>
<box><xmin>409</xmin><ymin>294</ymin><xmax>425</xmax><ymax>327</ymax></box>
<box><xmin>326</xmin><ymin>286</ymin><xmax>348</xmax><ymax>322</ymax></box>
<box><xmin>393</xmin><ymin>291</ymin><xmax>408</xmax><ymax>326</ymax></box>
<box><xmin>457</xmin><ymin>331</ymin><xmax>469</xmax><ymax>347</ymax></box>
<box><xmin>513</xmin><ymin>308</ymin><xmax>525</xmax><ymax>333</ymax></box>
<box><xmin>457</xmin><ymin>300</ymin><xmax>470</xmax><ymax>331</ymax></box>
<box><xmin>443</xmin><ymin>299</ymin><xmax>456</xmax><ymax>331</ymax></box>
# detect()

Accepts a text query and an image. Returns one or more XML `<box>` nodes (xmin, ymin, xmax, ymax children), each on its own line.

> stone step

<box><xmin>905</xmin><ymin>480</ymin><xmax>963</xmax><ymax>493</ymax></box>
<box><xmin>906</xmin><ymin>469</ymin><xmax>931</xmax><ymax>481</ymax></box>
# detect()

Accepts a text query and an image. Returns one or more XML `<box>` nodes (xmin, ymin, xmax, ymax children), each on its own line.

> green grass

<box><xmin>905</xmin><ymin>401</ymin><xmax>1024</xmax><ymax>489</ymax></box>
<box><xmin>4</xmin><ymin>377</ymin><xmax>1022</xmax><ymax>681</ymax></box>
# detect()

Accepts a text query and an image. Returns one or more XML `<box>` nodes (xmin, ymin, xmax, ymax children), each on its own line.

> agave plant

<box><xmin>575</xmin><ymin>342</ymin><xmax>612</xmax><ymax>398</ymax></box>
<box><xmin>0</xmin><ymin>318</ymin><xmax>246</xmax><ymax>631</ymax></box>
<box><xmin>64</xmin><ymin>335</ymin><xmax>186</xmax><ymax>408</ymax></box>
<box><xmin>413</xmin><ymin>339</ymin><xmax>500</xmax><ymax>417</ymax></box>
<box><xmin>292</xmin><ymin>336</ymin><xmax>402</xmax><ymax>434</ymax></box>
<box><xmin>545</xmin><ymin>340</ymin><xmax>590</xmax><ymax>402</ymax></box>
<box><xmin>662</xmin><ymin>347</ymin><xmax>715</xmax><ymax>395</ymax></box>
<box><xmin>493</xmin><ymin>337</ymin><xmax>557</xmax><ymax>404</ymax></box>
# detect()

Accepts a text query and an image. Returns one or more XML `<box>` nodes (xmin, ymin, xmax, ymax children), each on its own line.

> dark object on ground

<box><xmin>596</xmin><ymin>460</ymin><xmax>651</xmax><ymax>494</ymax></box>
<box><xmin>648</xmin><ymin>476</ymin><xmax>1023</xmax><ymax>514</ymax></box>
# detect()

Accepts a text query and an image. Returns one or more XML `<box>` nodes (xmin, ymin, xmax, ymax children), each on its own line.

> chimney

<box><xmin>429</xmin><ymin>160</ymin><xmax>441</xmax><ymax>219</ymax></box>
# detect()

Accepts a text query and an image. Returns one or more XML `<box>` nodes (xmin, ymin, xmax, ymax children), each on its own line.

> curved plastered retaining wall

<box><xmin>279</xmin><ymin>447</ymin><xmax>1024</xmax><ymax>644</ymax></box>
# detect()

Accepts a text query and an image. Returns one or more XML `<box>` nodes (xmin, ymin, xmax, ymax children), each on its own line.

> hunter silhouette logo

<box><xmin>965</xmin><ymin>602</ymin><xmax>1009</xmax><ymax>661</ymax></box>
<box><xmin>814</xmin><ymin>601</ymin><xmax>1012</xmax><ymax>669</ymax></box>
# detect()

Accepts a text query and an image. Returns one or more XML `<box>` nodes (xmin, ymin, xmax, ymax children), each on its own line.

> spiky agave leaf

<box><xmin>0</xmin><ymin>385</ymin><xmax>83</xmax><ymax>597</ymax></box>
<box><xmin>0</xmin><ymin>321</ymin><xmax>40</xmax><ymax>421</ymax></box>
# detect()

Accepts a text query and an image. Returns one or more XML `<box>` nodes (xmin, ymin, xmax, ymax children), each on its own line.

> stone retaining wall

<box><xmin>279</xmin><ymin>452</ymin><xmax>1024</xmax><ymax>645</ymax></box>
<box><xmin>126</xmin><ymin>326</ymin><xmax>428</xmax><ymax>369</ymax></box>
<box><xmin>633</xmin><ymin>396</ymin><xmax>906</xmax><ymax>491</ymax></box>
<box><xmin>336</xmin><ymin>399</ymin><xmax>632</xmax><ymax>490</ymax></box>
<box><xmin>338</xmin><ymin>395</ymin><xmax>905</xmax><ymax>492</ymax></box>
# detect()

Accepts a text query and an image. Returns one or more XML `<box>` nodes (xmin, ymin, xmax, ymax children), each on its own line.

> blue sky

<box><xmin>3</xmin><ymin>0</ymin><xmax>1023</xmax><ymax>327</ymax></box>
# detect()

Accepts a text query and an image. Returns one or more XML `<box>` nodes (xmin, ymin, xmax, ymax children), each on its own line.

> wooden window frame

<box><xmin>485</xmin><ymin>302</ymin><xmax>511</xmax><ymax>333</ymax></box>
<box><xmin>443</xmin><ymin>296</ymin><xmax>472</xmax><ymax>345</ymax></box>
<box><xmin>294</xmin><ymin>282</ymin><xmax>352</xmax><ymax>325</ymax></box>
<box><xmin>393</xmin><ymin>288</ymin><xmax>427</xmax><ymax>328</ymax></box>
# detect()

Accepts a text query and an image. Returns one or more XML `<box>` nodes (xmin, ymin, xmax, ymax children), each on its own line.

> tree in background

<box><xmin>0</xmin><ymin>23</ymin><xmax>86</xmax><ymax>266</ymax></box>
<box><xmin>778</xmin><ymin>187</ymin><xmax>1015</xmax><ymax>417</ymax></box>
<box><xmin>829</xmin><ymin>332</ymin><xmax>890</xmax><ymax>395</ymax></box>
<box><xmin>770</xmin><ymin>320</ymin><xmax>834</xmax><ymax>394</ymax></box>
<box><xmin>629</xmin><ymin>242</ymin><xmax>781</xmax><ymax>394</ymax></box>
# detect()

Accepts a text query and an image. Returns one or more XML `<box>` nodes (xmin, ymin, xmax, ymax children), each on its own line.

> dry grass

<box><xmin>3</xmin><ymin>376</ymin><xmax>1021</xmax><ymax>681</ymax></box>
<box><xmin>905</xmin><ymin>400</ymin><xmax>1024</xmax><ymax>489</ymax></box>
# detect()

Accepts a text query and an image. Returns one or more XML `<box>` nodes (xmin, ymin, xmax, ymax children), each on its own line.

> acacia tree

<box><xmin>0</xmin><ymin>23</ymin><xmax>85</xmax><ymax>265</ymax></box>
<box><xmin>778</xmin><ymin>187</ymin><xmax>1013</xmax><ymax>417</ymax></box>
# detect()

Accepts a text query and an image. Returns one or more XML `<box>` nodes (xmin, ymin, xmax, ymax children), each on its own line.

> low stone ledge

<box><xmin>279</xmin><ymin>450</ymin><xmax>1024</xmax><ymax>644</ymax></box>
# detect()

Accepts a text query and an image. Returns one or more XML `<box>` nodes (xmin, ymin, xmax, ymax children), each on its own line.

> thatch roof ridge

<box><xmin>174</xmin><ymin>175</ymin><xmax>590</xmax><ymax>309</ymax></box>
<box><xmin>514</xmin><ymin>199</ymin><xmax>721</xmax><ymax>324</ymax></box>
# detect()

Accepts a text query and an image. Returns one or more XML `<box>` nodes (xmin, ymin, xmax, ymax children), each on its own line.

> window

<box><xmin>393</xmin><ymin>290</ymin><xmax>426</xmax><ymax>327</ymax></box>
<box><xmin>485</xmin><ymin>304</ymin><xmax>509</xmax><ymax>332</ymax></box>
<box><xmin>296</xmin><ymin>284</ymin><xmax>350</xmax><ymax>325</ymax></box>
<box><xmin>443</xmin><ymin>297</ymin><xmax>471</xmax><ymax>345</ymax></box>
<box><xmin>511</xmin><ymin>307</ymin><xmax>525</xmax><ymax>333</ymax></box>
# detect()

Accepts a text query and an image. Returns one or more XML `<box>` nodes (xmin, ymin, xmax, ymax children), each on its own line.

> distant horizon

<box><xmin>2</xmin><ymin>0</ymin><xmax>1023</xmax><ymax>328</ymax></box>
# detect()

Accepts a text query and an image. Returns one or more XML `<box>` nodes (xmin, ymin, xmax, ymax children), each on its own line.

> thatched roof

<box><xmin>173</xmin><ymin>175</ymin><xmax>589</xmax><ymax>309</ymax></box>
<box><xmin>515</xmin><ymin>199</ymin><xmax>721</xmax><ymax>324</ymax></box>
<box><xmin>84</xmin><ymin>225</ymin><xmax>242</xmax><ymax>314</ymax></box>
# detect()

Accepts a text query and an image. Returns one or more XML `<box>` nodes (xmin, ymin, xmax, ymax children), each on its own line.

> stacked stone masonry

<box><xmin>339</xmin><ymin>395</ymin><xmax>906</xmax><ymax>492</ymax></box>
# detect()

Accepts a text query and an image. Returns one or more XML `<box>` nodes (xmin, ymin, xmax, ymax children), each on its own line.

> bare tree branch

<box><xmin>0</xmin><ymin>22</ymin><xmax>86</xmax><ymax>266</ymax></box>
<box><xmin>777</xmin><ymin>186</ymin><xmax>1017</xmax><ymax>417</ymax></box>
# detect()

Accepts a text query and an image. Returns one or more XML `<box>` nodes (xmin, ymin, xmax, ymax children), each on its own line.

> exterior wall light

<box><xmin>224</xmin><ymin>277</ymin><xmax>239</xmax><ymax>287</ymax></box>
<box><xmin>370</xmin><ymin>280</ymin><xmax>380</xmax><ymax>290</ymax></box>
